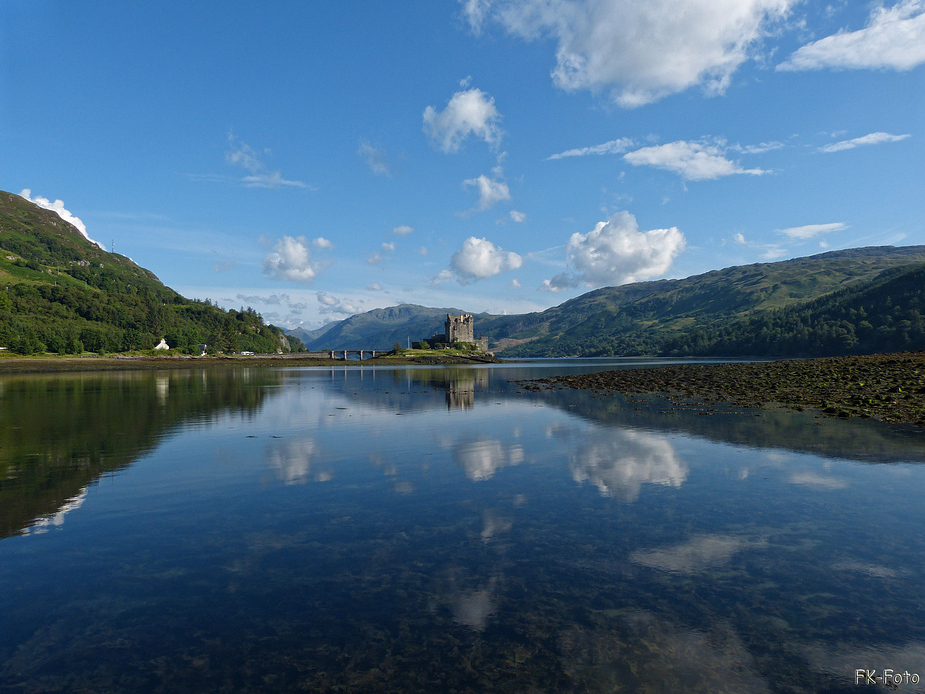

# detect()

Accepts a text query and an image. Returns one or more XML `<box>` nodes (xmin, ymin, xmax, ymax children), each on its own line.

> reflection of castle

<box><xmin>415</xmin><ymin>314</ymin><xmax>489</xmax><ymax>352</ymax></box>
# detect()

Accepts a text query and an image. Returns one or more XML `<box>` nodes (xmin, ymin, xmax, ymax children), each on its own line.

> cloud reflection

<box><xmin>569</xmin><ymin>428</ymin><xmax>687</xmax><ymax>502</ymax></box>
<box><xmin>265</xmin><ymin>438</ymin><xmax>326</xmax><ymax>484</ymax></box>
<box><xmin>631</xmin><ymin>534</ymin><xmax>767</xmax><ymax>574</ymax></box>
<box><xmin>22</xmin><ymin>488</ymin><xmax>87</xmax><ymax>535</ymax></box>
<box><xmin>453</xmin><ymin>438</ymin><xmax>524</xmax><ymax>481</ymax></box>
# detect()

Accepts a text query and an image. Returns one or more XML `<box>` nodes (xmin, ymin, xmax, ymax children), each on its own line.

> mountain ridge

<box><xmin>288</xmin><ymin>245</ymin><xmax>925</xmax><ymax>357</ymax></box>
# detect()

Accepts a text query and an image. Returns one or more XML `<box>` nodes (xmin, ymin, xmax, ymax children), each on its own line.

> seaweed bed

<box><xmin>525</xmin><ymin>351</ymin><xmax>925</xmax><ymax>428</ymax></box>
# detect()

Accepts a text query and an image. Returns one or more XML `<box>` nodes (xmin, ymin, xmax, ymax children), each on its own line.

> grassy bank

<box><xmin>0</xmin><ymin>349</ymin><xmax>500</xmax><ymax>374</ymax></box>
<box><xmin>533</xmin><ymin>351</ymin><xmax>925</xmax><ymax>428</ymax></box>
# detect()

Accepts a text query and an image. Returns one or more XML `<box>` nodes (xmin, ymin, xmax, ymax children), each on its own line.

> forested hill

<box><xmin>669</xmin><ymin>262</ymin><xmax>925</xmax><ymax>357</ymax></box>
<box><xmin>0</xmin><ymin>191</ymin><xmax>300</xmax><ymax>355</ymax></box>
<box><xmin>481</xmin><ymin>245</ymin><xmax>925</xmax><ymax>357</ymax></box>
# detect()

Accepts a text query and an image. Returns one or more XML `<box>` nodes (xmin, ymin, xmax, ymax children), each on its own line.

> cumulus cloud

<box><xmin>263</xmin><ymin>235</ymin><xmax>324</xmax><ymax>284</ymax></box>
<box><xmin>358</xmin><ymin>139</ymin><xmax>391</xmax><ymax>177</ymax></box>
<box><xmin>392</xmin><ymin>225</ymin><xmax>414</xmax><ymax>236</ymax></box>
<box><xmin>464</xmin><ymin>0</ymin><xmax>794</xmax><ymax>107</ymax></box>
<box><xmin>19</xmin><ymin>189</ymin><xmax>105</xmax><ymax>250</ymax></box>
<box><xmin>548</xmin><ymin>211</ymin><xmax>685</xmax><ymax>289</ymax></box>
<box><xmin>316</xmin><ymin>291</ymin><xmax>360</xmax><ymax>315</ymax></box>
<box><xmin>313</xmin><ymin>237</ymin><xmax>335</xmax><ymax>249</ymax></box>
<box><xmin>423</xmin><ymin>87</ymin><xmax>503</xmax><ymax>152</ymax></box>
<box><xmin>463</xmin><ymin>173</ymin><xmax>511</xmax><ymax>211</ymax></box>
<box><xmin>226</xmin><ymin>132</ymin><xmax>307</xmax><ymax>188</ymax></box>
<box><xmin>820</xmin><ymin>131</ymin><xmax>911</xmax><ymax>153</ymax></box>
<box><xmin>509</xmin><ymin>210</ymin><xmax>526</xmax><ymax>222</ymax></box>
<box><xmin>779</xmin><ymin>222</ymin><xmax>846</xmax><ymax>239</ymax></box>
<box><xmin>539</xmin><ymin>272</ymin><xmax>580</xmax><ymax>293</ymax></box>
<box><xmin>450</xmin><ymin>236</ymin><xmax>523</xmax><ymax>284</ymax></box>
<box><xmin>624</xmin><ymin>140</ymin><xmax>767</xmax><ymax>180</ymax></box>
<box><xmin>547</xmin><ymin>137</ymin><xmax>635</xmax><ymax>160</ymax></box>
<box><xmin>778</xmin><ymin>0</ymin><xmax>925</xmax><ymax>72</ymax></box>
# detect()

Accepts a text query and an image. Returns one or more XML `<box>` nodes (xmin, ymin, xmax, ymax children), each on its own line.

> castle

<box><xmin>415</xmin><ymin>314</ymin><xmax>488</xmax><ymax>352</ymax></box>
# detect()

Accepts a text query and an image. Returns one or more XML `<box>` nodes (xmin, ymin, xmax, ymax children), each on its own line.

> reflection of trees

<box><xmin>0</xmin><ymin>369</ymin><xmax>282</xmax><ymax>539</ymax></box>
<box><xmin>569</xmin><ymin>428</ymin><xmax>687</xmax><ymax>502</ymax></box>
<box><xmin>453</xmin><ymin>438</ymin><xmax>524</xmax><ymax>481</ymax></box>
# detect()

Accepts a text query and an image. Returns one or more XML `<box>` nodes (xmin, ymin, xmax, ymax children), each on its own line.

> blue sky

<box><xmin>2</xmin><ymin>0</ymin><xmax>923</xmax><ymax>329</ymax></box>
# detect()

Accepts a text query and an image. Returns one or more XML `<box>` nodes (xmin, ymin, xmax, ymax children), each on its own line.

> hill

<box><xmin>482</xmin><ymin>246</ymin><xmax>925</xmax><ymax>356</ymax></box>
<box><xmin>290</xmin><ymin>304</ymin><xmax>494</xmax><ymax>351</ymax></box>
<box><xmin>0</xmin><ymin>191</ymin><xmax>300</xmax><ymax>355</ymax></box>
<box><xmin>294</xmin><ymin>246</ymin><xmax>925</xmax><ymax>358</ymax></box>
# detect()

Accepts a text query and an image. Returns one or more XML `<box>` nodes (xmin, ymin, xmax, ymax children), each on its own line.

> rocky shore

<box><xmin>532</xmin><ymin>351</ymin><xmax>925</xmax><ymax>428</ymax></box>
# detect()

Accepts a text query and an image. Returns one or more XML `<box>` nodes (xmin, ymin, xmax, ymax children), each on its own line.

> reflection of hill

<box><xmin>532</xmin><ymin>386</ymin><xmax>925</xmax><ymax>463</ymax></box>
<box><xmin>0</xmin><ymin>369</ymin><xmax>281</xmax><ymax>539</ymax></box>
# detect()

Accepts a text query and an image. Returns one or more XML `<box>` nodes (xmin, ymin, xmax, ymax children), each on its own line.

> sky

<box><xmin>2</xmin><ymin>0</ymin><xmax>923</xmax><ymax>329</ymax></box>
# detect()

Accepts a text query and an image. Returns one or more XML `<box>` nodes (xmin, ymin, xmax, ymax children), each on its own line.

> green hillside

<box><xmin>484</xmin><ymin>246</ymin><xmax>925</xmax><ymax>357</ymax></box>
<box><xmin>0</xmin><ymin>191</ymin><xmax>300</xmax><ymax>355</ymax></box>
<box><xmin>671</xmin><ymin>262</ymin><xmax>925</xmax><ymax>357</ymax></box>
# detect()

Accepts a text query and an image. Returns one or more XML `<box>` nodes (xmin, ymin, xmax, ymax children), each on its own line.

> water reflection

<box><xmin>265</xmin><ymin>438</ymin><xmax>323</xmax><ymax>484</ymax></box>
<box><xmin>452</xmin><ymin>438</ymin><xmax>525</xmax><ymax>481</ymax></box>
<box><xmin>4</xmin><ymin>362</ymin><xmax>925</xmax><ymax>692</ymax></box>
<box><xmin>566</xmin><ymin>426</ymin><xmax>687</xmax><ymax>502</ymax></box>
<box><xmin>630</xmin><ymin>533</ymin><xmax>768</xmax><ymax>574</ymax></box>
<box><xmin>0</xmin><ymin>369</ymin><xmax>281</xmax><ymax>538</ymax></box>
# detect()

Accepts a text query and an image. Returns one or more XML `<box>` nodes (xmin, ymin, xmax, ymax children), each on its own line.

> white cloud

<box><xmin>509</xmin><ymin>210</ymin><xmax>526</xmax><ymax>222</ymax></box>
<box><xmin>563</xmin><ymin>211</ymin><xmax>686</xmax><ymax>287</ymax></box>
<box><xmin>382</xmin><ymin>241</ymin><xmax>396</xmax><ymax>252</ymax></box>
<box><xmin>778</xmin><ymin>0</ymin><xmax>925</xmax><ymax>71</ymax></box>
<box><xmin>465</xmin><ymin>0</ymin><xmax>794</xmax><ymax>107</ymax></box>
<box><xmin>392</xmin><ymin>225</ymin><xmax>415</xmax><ymax>236</ymax></box>
<box><xmin>510</xmin><ymin>278</ymin><xmax>522</xmax><ymax>289</ymax></box>
<box><xmin>358</xmin><ymin>139</ymin><xmax>391</xmax><ymax>177</ymax></box>
<box><xmin>226</xmin><ymin>132</ymin><xmax>307</xmax><ymax>189</ymax></box>
<box><xmin>539</xmin><ymin>272</ymin><xmax>580</xmax><ymax>292</ymax></box>
<box><xmin>417</xmin><ymin>246</ymin><xmax>429</xmax><ymax>256</ymax></box>
<box><xmin>463</xmin><ymin>173</ymin><xmax>511</xmax><ymax>210</ymax></box>
<box><xmin>547</xmin><ymin>137</ymin><xmax>635</xmax><ymax>160</ymax></box>
<box><xmin>778</xmin><ymin>222</ymin><xmax>847</xmax><ymax>239</ymax></box>
<box><xmin>450</xmin><ymin>236</ymin><xmax>523</xmax><ymax>284</ymax></box>
<box><xmin>316</xmin><ymin>291</ymin><xmax>360</xmax><ymax>315</ymax></box>
<box><xmin>624</xmin><ymin>140</ymin><xmax>768</xmax><ymax>180</ymax></box>
<box><xmin>423</xmin><ymin>87</ymin><xmax>503</xmax><ymax>152</ymax></box>
<box><xmin>313</xmin><ymin>237</ymin><xmax>335</xmax><ymax>249</ymax></box>
<box><xmin>366</xmin><ymin>283</ymin><xmax>382</xmax><ymax>291</ymax></box>
<box><xmin>263</xmin><ymin>236</ymin><xmax>323</xmax><ymax>284</ymax></box>
<box><xmin>733</xmin><ymin>232</ymin><xmax>748</xmax><ymax>244</ymax></box>
<box><xmin>820</xmin><ymin>131</ymin><xmax>911</xmax><ymax>153</ymax></box>
<box><xmin>19</xmin><ymin>189</ymin><xmax>105</xmax><ymax>250</ymax></box>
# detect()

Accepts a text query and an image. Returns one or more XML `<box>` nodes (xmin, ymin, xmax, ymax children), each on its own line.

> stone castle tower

<box><xmin>445</xmin><ymin>314</ymin><xmax>475</xmax><ymax>343</ymax></box>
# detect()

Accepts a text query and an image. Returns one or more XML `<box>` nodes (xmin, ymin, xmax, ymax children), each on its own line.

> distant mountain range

<box><xmin>287</xmin><ymin>304</ymin><xmax>494</xmax><ymax>351</ymax></box>
<box><xmin>0</xmin><ymin>191</ymin><xmax>299</xmax><ymax>355</ymax></box>
<box><xmin>290</xmin><ymin>246</ymin><xmax>925</xmax><ymax>358</ymax></box>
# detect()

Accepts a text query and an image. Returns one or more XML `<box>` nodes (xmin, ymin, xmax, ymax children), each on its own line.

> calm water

<box><xmin>2</xmin><ymin>360</ymin><xmax>925</xmax><ymax>693</ymax></box>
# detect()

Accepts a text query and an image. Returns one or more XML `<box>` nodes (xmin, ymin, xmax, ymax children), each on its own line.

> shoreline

<box><xmin>530</xmin><ymin>351</ymin><xmax>925</xmax><ymax>428</ymax></box>
<box><xmin>0</xmin><ymin>352</ymin><xmax>501</xmax><ymax>374</ymax></box>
